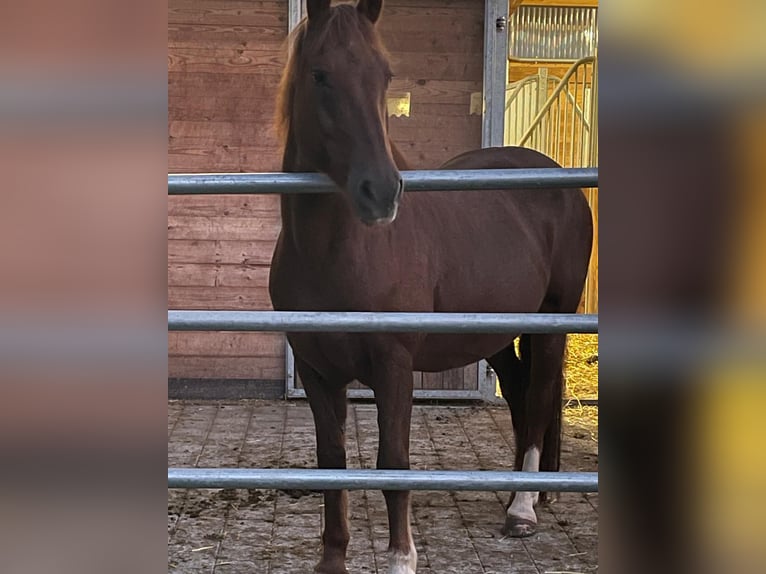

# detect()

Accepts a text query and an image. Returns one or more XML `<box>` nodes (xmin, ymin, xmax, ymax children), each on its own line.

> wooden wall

<box><xmin>382</xmin><ymin>0</ymin><xmax>484</xmax><ymax>168</ymax></box>
<box><xmin>168</xmin><ymin>0</ymin><xmax>288</xmax><ymax>382</ymax></box>
<box><xmin>168</xmin><ymin>0</ymin><xmax>485</xmax><ymax>386</ymax></box>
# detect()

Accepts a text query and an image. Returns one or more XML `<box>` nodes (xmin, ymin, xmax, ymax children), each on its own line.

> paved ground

<box><xmin>168</xmin><ymin>400</ymin><xmax>598</xmax><ymax>573</ymax></box>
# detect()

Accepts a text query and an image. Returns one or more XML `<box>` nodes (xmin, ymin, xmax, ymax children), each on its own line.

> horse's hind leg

<box><xmin>488</xmin><ymin>335</ymin><xmax>531</xmax><ymax>472</ymax></box>
<box><xmin>503</xmin><ymin>333</ymin><xmax>566</xmax><ymax>537</ymax></box>
<box><xmin>297</xmin><ymin>357</ymin><xmax>350</xmax><ymax>574</ymax></box>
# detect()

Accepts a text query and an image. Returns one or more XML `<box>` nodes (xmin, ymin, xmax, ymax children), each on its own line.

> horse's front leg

<box><xmin>368</xmin><ymin>358</ymin><xmax>417</xmax><ymax>574</ymax></box>
<box><xmin>298</xmin><ymin>357</ymin><xmax>350</xmax><ymax>574</ymax></box>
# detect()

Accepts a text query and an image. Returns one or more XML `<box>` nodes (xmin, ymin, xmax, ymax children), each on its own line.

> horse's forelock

<box><xmin>276</xmin><ymin>4</ymin><xmax>389</xmax><ymax>143</ymax></box>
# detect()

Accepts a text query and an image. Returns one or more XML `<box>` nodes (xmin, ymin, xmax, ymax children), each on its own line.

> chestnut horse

<box><xmin>268</xmin><ymin>2</ymin><xmax>593</xmax><ymax>573</ymax></box>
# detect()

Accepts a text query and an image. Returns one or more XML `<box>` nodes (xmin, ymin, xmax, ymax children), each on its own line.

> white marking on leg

<box><xmin>507</xmin><ymin>446</ymin><xmax>541</xmax><ymax>523</ymax></box>
<box><xmin>388</xmin><ymin>507</ymin><xmax>417</xmax><ymax>574</ymax></box>
<box><xmin>388</xmin><ymin>548</ymin><xmax>417</xmax><ymax>574</ymax></box>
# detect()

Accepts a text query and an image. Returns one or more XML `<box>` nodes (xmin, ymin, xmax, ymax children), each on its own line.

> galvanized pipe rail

<box><xmin>167</xmin><ymin>166</ymin><xmax>599</xmax><ymax>492</ymax></box>
<box><xmin>168</xmin><ymin>310</ymin><xmax>598</xmax><ymax>334</ymax></box>
<box><xmin>168</xmin><ymin>468</ymin><xmax>598</xmax><ymax>492</ymax></box>
<box><xmin>168</xmin><ymin>167</ymin><xmax>598</xmax><ymax>195</ymax></box>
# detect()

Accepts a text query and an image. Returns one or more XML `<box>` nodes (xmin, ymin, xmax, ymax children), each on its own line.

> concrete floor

<box><xmin>168</xmin><ymin>400</ymin><xmax>598</xmax><ymax>573</ymax></box>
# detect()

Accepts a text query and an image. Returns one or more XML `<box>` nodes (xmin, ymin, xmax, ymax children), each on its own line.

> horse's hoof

<box><xmin>540</xmin><ymin>491</ymin><xmax>560</xmax><ymax>505</ymax></box>
<box><xmin>502</xmin><ymin>517</ymin><xmax>537</xmax><ymax>538</ymax></box>
<box><xmin>314</xmin><ymin>561</ymin><xmax>348</xmax><ymax>574</ymax></box>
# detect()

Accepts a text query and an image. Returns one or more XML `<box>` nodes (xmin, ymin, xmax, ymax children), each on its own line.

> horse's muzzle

<box><xmin>354</xmin><ymin>175</ymin><xmax>403</xmax><ymax>226</ymax></box>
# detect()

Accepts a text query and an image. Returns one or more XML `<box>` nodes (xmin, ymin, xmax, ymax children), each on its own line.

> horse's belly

<box><xmin>413</xmin><ymin>334</ymin><xmax>516</xmax><ymax>372</ymax></box>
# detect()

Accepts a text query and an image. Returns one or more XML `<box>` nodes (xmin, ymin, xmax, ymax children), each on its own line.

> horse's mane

<box><xmin>275</xmin><ymin>4</ymin><xmax>388</xmax><ymax>145</ymax></box>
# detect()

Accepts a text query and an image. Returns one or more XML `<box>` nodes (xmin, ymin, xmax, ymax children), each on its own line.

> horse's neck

<box><xmin>279</xmin><ymin>138</ymin><xmax>356</xmax><ymax>258</ymax></box>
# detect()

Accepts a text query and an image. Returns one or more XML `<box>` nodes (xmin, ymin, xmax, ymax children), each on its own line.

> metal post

<box><xmin>285</xmin><ymin>0</ymin><xmax>305</xmax><ymax>399</ymax></box>
<box><xmin>288</xmin><ymin>0</ymin><xmax>303</xmax><ymax>32</ymax></box>
<box><xmin>482</xmin><ymin>0</ymin><xmax>509</xmax><ymax>148</ymax></box>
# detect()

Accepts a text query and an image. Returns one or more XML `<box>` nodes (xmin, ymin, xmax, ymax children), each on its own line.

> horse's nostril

<box><xmin>360</xmin><ymin>180</ymin><xmax>375</xmax><ymax>201</ymax></box>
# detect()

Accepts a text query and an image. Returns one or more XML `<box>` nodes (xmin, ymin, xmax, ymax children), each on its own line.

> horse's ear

<box><xmin>307</xmin><ymin>0</ymin><xmax>331</xmax><ymax>21</ymax></box>
<box><xmin>357</xmin><ymin>0</ymin><xmax>383</xmax><ymax>24</ymax></box>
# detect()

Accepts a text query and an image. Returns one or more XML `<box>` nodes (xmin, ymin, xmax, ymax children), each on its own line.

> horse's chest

<box><xmin>270</xmin><ymin>241</ymin><xmax>397</xmax><ymax>312</ymax></box>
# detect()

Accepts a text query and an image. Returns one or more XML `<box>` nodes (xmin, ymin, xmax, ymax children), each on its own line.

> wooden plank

<box><xmin>382</xmin><ymin>30</ymin><xmax>483</xmax><ymax>54</ymax></box>
<box><xmin>168</xmin><ymin>94</ymin><xmax>279</xmax><ymax>111</ymax></box>
<box><xmin>389</xmin><ymin>79</ymin><xmax>483</xmax><ymax>106</ymax></box>
<box><xmin>380</xmin><ymin>10</ymin><xmax>483</xmax><ymax>38</ymax></box>
<box><xmin>168</xmin><ymin>240</ymin><xmax>218</xmax><ymax>265</ymax></box>
<box><xmin>387</xmin><ymin>52</ymin><xmax>483</xmax><ymax>82</ymax></box>
<box><xmin>167</xmin><ymin>215</ymin><xmax>282</xmax><ymax>241</ymax></box>
<box><xmin>168</xmin><ymin>263</ymin><xmax>218</xmax><ymax>287</ymax></box>
<box><xmin>389</xmin><ymin>121</ymin><xmax>482</xmax><ymax>143</ymax></box>
<box><xmin>442</xmin><ymin>367</ymin><xmax>465</xmax><ymax>390</ymax></box>
<box><xmin>169</xmin><ymin>331</ymin><xmax>284</xmax><ymax>357</ymax></box>
<box><xmin>168</xmin><ymin>147</ymin><xmax>283</xmax><ymax>173</ymax></box>
<box><xmin>168</xmin><ymin>356</ymin><xmax>284</xmax><ymax>380</ymax></box>
<box><xmin>405</xmin><ymin>102</ymin><xmax>482</xmax><ymax>118</ymax></box>
<box><xmin>463</xmin><ymin>362</ymin><xmax>478</xmax><ymax>391</ymax></box>
<box><xmin>169</xmin><ymin>6</ymin><xmax>287</xmax><ymax>28</ymax></box>
<box><xmin>168</xmin><ymin>71</ymin><xmax>283</xmax><ymax>93</ymax></box>
<box><xmin>168</xmin><ymin>143</ymin><xmax>243</xmax><ymax>172</ymax></box>
<box><xmin>170</xmin><ymin>0</ymin><xmax>286</xmax><ymax>14</ymax></box>
<box><xmin>421</xmin><ymin>372</ymin><xmax>443</xmax><ymax>390</ymax></box>
<box><xmin>168</xmin><ymin>47</ymin><xmax>285</xmax><ymax>75</ymax></box>
<box><xmin>168</xmin><ymin>195</ymin><xmax>279</xmax><ymax>218</ymax></box>
<box><xmin>169</xmin><ymin>119</ymin><xmax>279</xmax><ymax>140</ymax></box>
<box><xmin>390</xmin><ymin>112</ymin><xmax>481</xmax><ymax>127</ymax></box>
<box><xmin>168</xmin><ymin>23</ymin><xmax>286</xmax><ymax>45</ymax></box>
<box><xmin>384</xmin><ymin>0</ymin><xmax>484</xmax><ymax>9</ymax></box>
<box><xmin>168</xmin><ymin>98</ymin><xmax>278</xmax><ymax>122</ymax></box>
<box><xmin>168</xmin><ymin>286</ymin><xmax>273</xmax><ymax>310</ymax></box>
<box><xmin>168</xmin><ymin>263</ymin><xmax>271</xmax><ymax>288</ymax></box>
<box><xmin>391</xmin><ymin>139</ymin><xmax>481</xmax><ymax>169</ymax></box>
<box><xmin>169</xmin><ymin>239</ymin><xmax>277</xmax><ymax>265</ymax></box>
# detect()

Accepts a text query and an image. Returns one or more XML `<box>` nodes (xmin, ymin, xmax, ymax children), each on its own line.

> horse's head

<box><xmin>280</xmin><ymin>0</ymin><xmax>402</xmax><ymax>225</ymax></box>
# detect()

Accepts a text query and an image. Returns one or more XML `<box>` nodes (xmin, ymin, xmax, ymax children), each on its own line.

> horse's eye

<box><xmin>312</xmin><ymin>70</ymin><xmax>327</xmax><ymax>86</ymax></box>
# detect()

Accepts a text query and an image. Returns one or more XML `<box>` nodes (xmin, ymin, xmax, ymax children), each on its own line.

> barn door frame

<box><xmin>283</xmin><ymin>0</ymin><xmax>506</xmax><ymax>402</ymax></box>
<box><xmin>476</xmin><ymin>0</ymin><xmax>511</xmax><ymax>404</ymax></box>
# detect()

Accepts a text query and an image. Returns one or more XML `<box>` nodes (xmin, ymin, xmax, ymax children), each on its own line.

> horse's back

<box><xmin>439</xmin><ymin>146</ymin><xmax>561</xmax><ymax>171</ymax></box>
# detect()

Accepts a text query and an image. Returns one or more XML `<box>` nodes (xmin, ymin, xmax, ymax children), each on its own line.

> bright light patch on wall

<box><xmin>470</xmin><ymin>92</ymin><xmax>483</xmax><ymax>116</ymax></box>
<box><xmin>387</xmin><ymin>92</ymin><xmax>410</xmax><ymax>117</ymax></box>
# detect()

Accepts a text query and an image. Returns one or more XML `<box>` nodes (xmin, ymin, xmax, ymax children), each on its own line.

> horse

<box><xmin>268</xmin><ymin>2</ymin><xmax>593</xmax><ymax>573</ymax></box>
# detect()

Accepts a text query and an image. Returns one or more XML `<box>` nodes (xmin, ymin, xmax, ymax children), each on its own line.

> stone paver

<box><xmin>168</xmin><ymin>400</ymin><xmax>598</xmax><ymax>573</ymax></box>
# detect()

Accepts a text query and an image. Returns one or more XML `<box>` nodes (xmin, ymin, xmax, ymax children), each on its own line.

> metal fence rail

<box><xmin>168</xmin><ymin>311</ymin><xmax>598</xmax><ymax>334</ymax></box>
<box><xmin>167</xmin><ymin>166</ymin><xmax>599</xmax><ymax>493</ymax></box>
<box><xmin>168</xmin><ymin>468</ymin><xmax>598</xmax><ymax>492</ymax></box>
<box><xmin>168</xmin><ymin>168</ymin><xmax>597</xmax><ymax>195</ymax></box>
